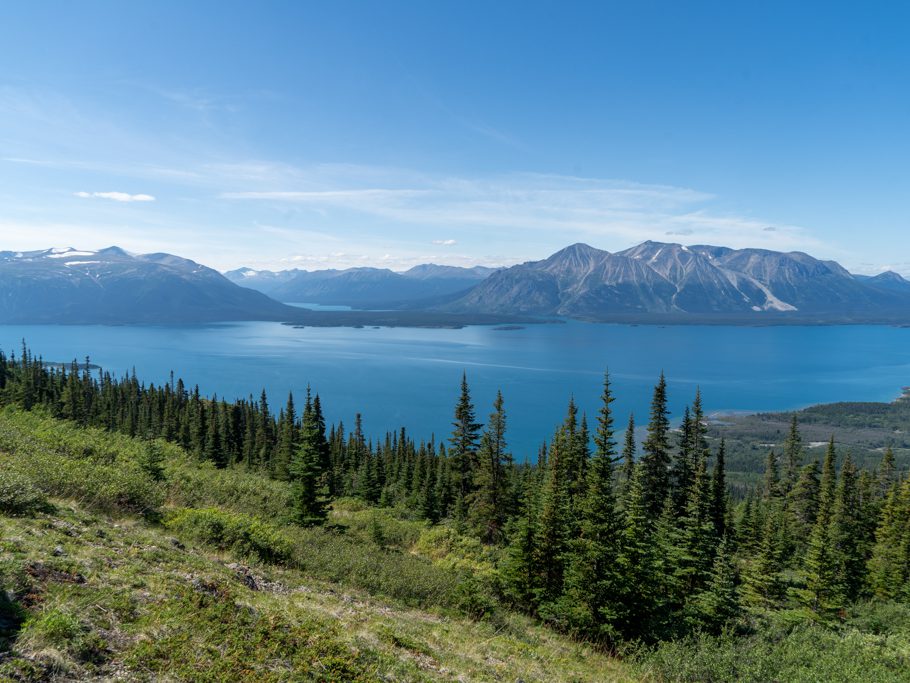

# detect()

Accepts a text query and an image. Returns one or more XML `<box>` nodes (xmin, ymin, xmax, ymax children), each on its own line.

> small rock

<box><xmin>190</xmin><ymin>577</ymin><xmax>225</xmax><ymax>598</ymax></box>
<box><xmin>169</xmin><ymin>538</ymin><xmax>185</xmax><ymax>550</ymax></box>
<box><xmin>52</xmin><ymin>546</ymin><xmax>65</xmax><ymax>557</ymax></box>
<box><xmin>226</xmin><ymin>563</ymin><xmax>258</xmax><ymax>591</ymax></box>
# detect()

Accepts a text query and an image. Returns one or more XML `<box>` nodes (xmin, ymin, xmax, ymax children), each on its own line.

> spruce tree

<box><xmin>641</xmin><ymin>372</ymin><xmax>671</xmax><ymax>518</ymax></box>
<box><xmin>274</xmin><ymin>392</ymin><xmax>297</xmax><ymax>480</ymax></box>
<box><xmin>500</xmin><ymin>483</ymin><xmax>541</xmax><ymax>608</ymax></box>
<box><xmin>289</xmin><ymin>390</ymin><xmax>328</xmax><ymax>526</ymax></box>
<box><xmin>762</xmin><ymin>450</ymin><xmax>780</xmax><ymax>501</ymax></box>
<box><xmin>621</xmin><ymin>412</ymin><xmax>636</xmax><ymax>492</ymax></box>
<box><xmin>868</xmin><ymin>478</ymin><xmax>910</xmax><ymax>599</ymax></box>
<box><xmin>618</xmin><ymin>465</ymin><xmax>659</xmax><ymax>638</ymax></box>
<box><xmin>789</xmin><ymin>460</ymin><xmax>821</xmax><ymax>557</ymax></box>
<box><xmin>802</xmin><ymin>438</ymin><xmax>838</xmax><ymax>612</ymax></box>
<box><xmin>535</xmin><ymin>426</ymin><xmax>572</xmax><ymax>610</ymax></box>
<box><xmin>559</xmin><ymin>371</ymin><xmax>624</xmax><ymax>639</ymax></box>
<box><xmin>449</xmin><ymin>373</ymin><xmax>483</xmax><ymax>512</ymax></box>
<box><xmin>671</xmin><ymin>406</ymin><xmax>694</xmax><ymax>512</ymax></box>
<box><xmin>878</xmin><ymin>446</ymin><xmax>897</xmax><ymax>496</ymax></box>
<box><xmin>829</xmin><ymin>453</ymin><xmax>865</xmax><ymax>605</ymax></box>
<box><xmin>469</xmin><ymin>391</ymin><xmax>510</xmax><ymax>543</ymax></box>
<box><xmin>710</xmin><ymin>438</ymin><xmax>727</xmax><ymax>539</ymax></box>
<box><xmin>783</xmin><ymin>414</ymin><xmax>804</xmax><ymax>493</ymax></box>
<box><xmin>692</xmin><ymin>536</ymin><xmax>740</xmax><ymax>632</ymax></box>
<box><xmin>677</xmin><ymin>455</ymin><xmax>717</xmax><ymax>595</ymax></box>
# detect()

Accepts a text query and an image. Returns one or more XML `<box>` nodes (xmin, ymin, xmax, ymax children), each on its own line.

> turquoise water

<box><xmin>2</xmin><ymin>322</ymin><xmax>909</xmax><ymax>459</ymax></box>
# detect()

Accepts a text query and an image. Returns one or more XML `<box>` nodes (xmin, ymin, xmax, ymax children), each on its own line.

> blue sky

<box><xmin>1</xmin><ymin>1</ymin><xmax>909</xmax><ymax>274</ymax></box>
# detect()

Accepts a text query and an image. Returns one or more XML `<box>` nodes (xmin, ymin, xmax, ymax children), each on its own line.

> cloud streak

<box><xmin>218</xmin><ymin>169</ymin><xmax>816</xmax><ymax>253</ymax></box>
<box><xmin>75</xmin><ymin>191</ymin><xmax>156</xmax><ymax>202</ymax></box>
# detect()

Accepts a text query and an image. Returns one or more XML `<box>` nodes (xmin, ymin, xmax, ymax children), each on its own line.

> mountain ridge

<box><xmin>226</xmin><ymin>263</ymin><xmax>498</xmax><ymax>309</ymax></box>
<box><xmin>444</xmin><ymin>241</ymin><xmax>910</xmax><ymax>321</ymax></box>
<box><xmin>0</xmin><ymin>247</ymin><xmax>296</xmax><ymax>324</ymax></box>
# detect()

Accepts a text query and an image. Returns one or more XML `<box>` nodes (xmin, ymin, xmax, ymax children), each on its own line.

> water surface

<box><xmin>2</xmin><ymin>322</ymin><xmax>908</xmax><ymax>458</ymax></box>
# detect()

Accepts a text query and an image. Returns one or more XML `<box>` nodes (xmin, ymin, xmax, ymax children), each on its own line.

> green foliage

<box><xmin>0</xmin><ymin>407</ymin><xmax>164</xmax><ymax>515</ymax></box>
<box><xmin>18</xmin><ymin>608</ymin><xmax>105</xmax><ymax>665</ymax></box>
<box><xmin>0</xmin><ymin>470</ymin><xmax>48</xmax><ymax>516</ymax></box>
<box><xmin>289</xmin><ymin>390</ymin><xmax>330</xmax><ymax>526</ymax></box>
<box><xmin>164</xmin><ymin>507</ymin><xmax>293</xmax><ymax>564</ymax></box>
<box><xmin>127</xmin><ymin>586</ymin><xmax>384</xmax><ymax>682</ymax></box>
<box><xmin>635</xmin><ymin>603</ymin><xmax>910</xmax><ymax>682</ymax></box>
<box><xmin>640</xmin><ymin>372</ymin><xmax>671</xmax><ymax>518</ymax></box>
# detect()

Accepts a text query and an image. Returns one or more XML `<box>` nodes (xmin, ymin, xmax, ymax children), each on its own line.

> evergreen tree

<box><xmin>691</xmin><ymin>536</ymin><xmax>740</xmax><ymax>632</ymax></box>
<box><xmin>762</xmin><ymin>450</ymin><xmax>780</xmax><ymax>501</ymax></box>
<box><xmin>671</xmin><ymin>406</ymin><xmax>694</xmax><ymax>512</ymax></box>
<box><xmin>617</xmin><ymin>464</ymin><xmax>659</xmax><ymax>638</ymax></box>
<box><xmin>621</xmin><ymin>412</ymin><xmax>636</xmax><ymax>495</ymax></box>
<box><xmin>744</xmin><ymin>502</ymin><xmax>787</xmax><ymax>607</ymax></box>
<box><xmin>203</xmin><ymin>396</ymin><xmax>226</xmax><ymax>467</ymax></box>
<box><xmin>829</xmin><ymin>453</ymin><xmax>865</xmax><ymax>605</ymax></box>
<box><xmin>500</xmin><ymin>483</ymin><xmax>541</xmax><ymax>608</ymax></box>
<box><xmin>535</xmin><ymin>421</ymin><xmax>573</xmax><ymax>610</ymax></box>
<box><xmin>449</xmin><ymin>373</ymin><xmax>483</xmax><ymax>513</ymax></box>
<box><xmin>640</xmin><ymin>373</ymin><xmax>671</xmax><ymax>518</ymax></box>
<box><xmin>802</xmin><ymin>438</ymin><xmax>838</xmax><ymax>612</ymax></box>
<box><xmin>710</xmin><ymin>438</ymin><xmax>727</xmax><ymax>539</ymax></box>
<box><xmin>878</xmin><ymin>446</ymin><xmax>897</xmax><ymax>496</ymax></box>
<box><xmin>289</xmin><ymin>390</ymin><xmax>328</xmax><ymax>526</ymax></box>
<box><xmin>789</xmin><ymin>460</ymin><xmax>821</xmax><ymax>557</ymax></box>
<box><xmin>677</xmin><ymin>455</ymin><xmax>717</xmax><ymax>595</ymax></box>
<box><xmin>469</xmin><ymin>390</ymin><xmax>510</xmax><ymax>543</ymax></box>
<box><xmin>558</xmin><ymin>372</ymin><xmax>625</xmax><ymax>639</ymax></box>
<box><xmin>868</xmin><ymin>478</ymin><xmax>910</xmax><ymax>599</ymax></box>
<box><xmin>783</xmin><ymin>414</ymin><xmax>804</xmax><ymax>493</ymax></box>
<box><xmin>274</xmin><ymin>392</ymin><xmax>297</xmax><ymax>480</ymax></box>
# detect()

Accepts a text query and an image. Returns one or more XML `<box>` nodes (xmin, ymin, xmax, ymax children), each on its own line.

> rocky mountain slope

<box><xmin>445</xmin><ymin>241</ymin><xmax>910</xmax><ymax>321</ymax></box>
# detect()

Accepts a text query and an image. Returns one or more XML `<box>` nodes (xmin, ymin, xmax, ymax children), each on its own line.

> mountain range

<box><xmin>0</xmin><ymin>247</ymin><xmax>294</xmax><ymax>323</ymax></box>
<box><xmin>2</xmin><ymin>242</ymin><xmax>909</xmax><ymax>325</ymax></box>
<box><xmin>226</xmin><ymin>264</ymin><xmax>497</xmax><ymax>309</ymax></box>
<box><xmin>442</xmin><ymin>242</ymin><xmax>910</xmax><ymax>321</ymax></box>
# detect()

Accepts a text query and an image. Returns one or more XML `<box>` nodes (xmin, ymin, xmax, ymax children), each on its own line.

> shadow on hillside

<box><xmin>0</xmin><ymin>586</ymin><xmax>24</xmax><ymax>651</ymax></box>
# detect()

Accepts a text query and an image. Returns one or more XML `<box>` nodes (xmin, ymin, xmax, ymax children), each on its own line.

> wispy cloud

<box><xmin>74</xmin><ymin>191</ymin><xmax>156</xmax><ymax>202</ymax></box>
<box><xmin>433</xmin><ymin>239</ymin><xmax>457</xmax><ymax>246</ymax></box>
<box><xmin>218</xmin><ymin>168</ymin><xmax>815</xmax><ymax>253</ymax></box>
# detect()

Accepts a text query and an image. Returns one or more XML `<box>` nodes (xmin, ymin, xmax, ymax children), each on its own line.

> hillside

<box><xmin>0</xmin><ymin>408</ymin><xmax>627</xmax><ymax>682</ymax></box>
<box><xmin>445</xmin><ymin>241</ymin><xmax>910</xmax><ymax>322</ymax></box>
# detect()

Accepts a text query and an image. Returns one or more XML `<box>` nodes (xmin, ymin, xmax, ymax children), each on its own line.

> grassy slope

<box><xmin>0</xmin><ymin>407</ymin><xmax>629</xmax><ymax>682</ymax></box>
<box><xmin>3</xmin><ymin>405</ymin><xmax>909</xmax><ymax>682</ymax></box>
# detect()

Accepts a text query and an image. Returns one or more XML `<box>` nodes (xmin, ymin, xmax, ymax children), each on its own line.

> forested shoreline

<box><xmin>1</xmin><ymin>342</ymin><xmax>909</xmax><ymax>666</ymax></box>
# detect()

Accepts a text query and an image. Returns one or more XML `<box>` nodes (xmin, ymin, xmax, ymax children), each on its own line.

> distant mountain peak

<box><xmin>444</xmin><ymin>240</ymin><xmax>910</xmax><ymax>321</ymax></box>
<box><xmin>871</xmin><ymin>270</ymin><xmax>908</xmax><ymax>283</ymax></box>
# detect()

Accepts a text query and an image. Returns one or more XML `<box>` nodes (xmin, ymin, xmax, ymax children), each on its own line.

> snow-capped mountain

<box><xmin>0</xmin><ymin>247</ymin><xmax>294</xmax><ymax>323</ymax></box>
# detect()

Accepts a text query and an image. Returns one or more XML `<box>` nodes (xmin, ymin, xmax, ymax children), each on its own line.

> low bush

<box><xmin>0</xmin><ymin>471</ymin><xmax>48</xmax><ymax>516</ymax></box>
<box><xmin>634</xmin><ymin>603</ymin><xmax>910</xmax><ymax>682</ymax></box>
<box><xmin>164</xmin><ymin>507</ymin><xmax>293</xmax><ymax>564</ymax></box>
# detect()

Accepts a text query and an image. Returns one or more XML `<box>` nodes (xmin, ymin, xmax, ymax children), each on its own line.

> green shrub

<box><xmin>0</xmin><ymin>470</ymin><xmax>48</xmax><ymax>516</ymax></box>
<box><xmin>634</xmin><ymin>604</ymin><xmax>910</xmax><ymax>682</ymax></box>
<box><xmin>18</xmin><ymin>608</ymin><xmax>105</xmax><ymax>664</ymax></box>
<box><xmin>0</xmin><ymin>408</ymin><xmax>164</xmax><ymax>515</ymax></box>
<box><xmin>289</xmin><ymin>526</ymin><xmax>464</xmax><ymax>609</ymax></box>
<box><xmin>164</xmin><ymin>460</ymin><xmax>295</xmax><ymax>522</ymax></box>
<box><xmin>164</xmin><ymin>508</ymin><xmax>293</xmax><ymax>564</ymax></box>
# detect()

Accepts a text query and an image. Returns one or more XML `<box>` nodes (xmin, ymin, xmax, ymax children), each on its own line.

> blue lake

<box><xmin>2</xmin><ymin>322</ymin><xmax>909</xmax><ymax>458</ymax></box>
